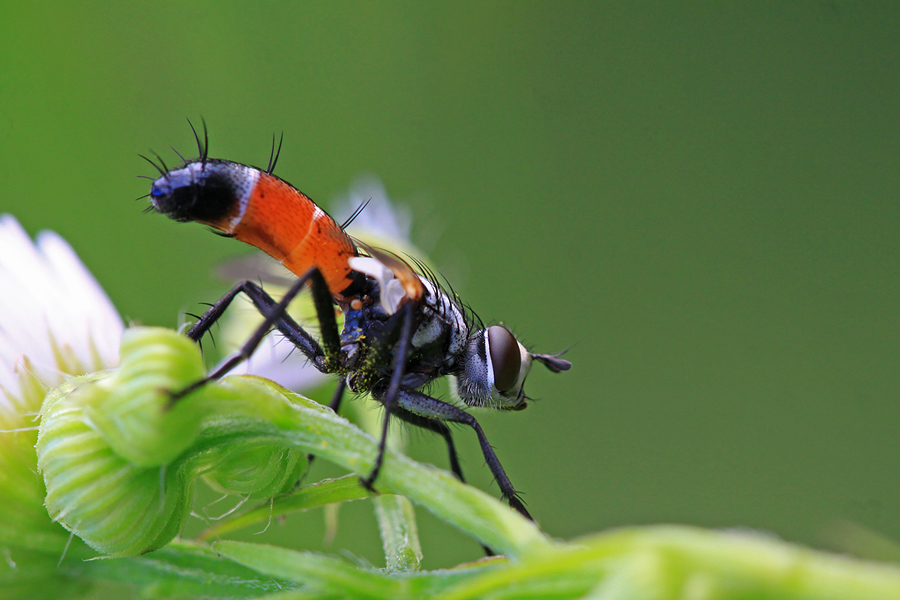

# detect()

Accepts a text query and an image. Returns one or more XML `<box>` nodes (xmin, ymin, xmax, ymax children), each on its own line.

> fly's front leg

<box><xmin>171</xmin><ymin>267</ymin><xmax>341</xmax><ymax>402</ymax></box>
<box><xmin>392</xmin><ymin>408</ymin><xmax>464</xmax><ymax>483</ymax></box>
<box><xmin>393</xmin><ymin>406</ymin><xmax>496</xmax><ymax>556</ymax></box>
<box><xmin>395</xmin><ymin>388</ymin><xmax>533</xmax><ymax>521</ymax></box>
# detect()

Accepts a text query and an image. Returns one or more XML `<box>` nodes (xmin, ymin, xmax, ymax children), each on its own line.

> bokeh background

<box><xmin>2</xmin><ymin>2</ymin><xmax>898</xmax><ymax>569</ymax></box>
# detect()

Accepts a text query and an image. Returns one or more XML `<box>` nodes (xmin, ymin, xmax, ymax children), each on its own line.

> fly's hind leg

<box><xmin>170</xmin><ymin>267</ymin><xmax>342</xmax><ymax>402</ymax></box>
<box><xmin>185</xmin><ymin>280</ymin><xmax>328</xmax><ymax>365</ymax></box>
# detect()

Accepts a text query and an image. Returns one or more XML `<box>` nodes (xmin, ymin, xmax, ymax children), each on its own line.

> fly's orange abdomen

<box><xmin>232</xmin><ymin>173</ymin><xmax>358</xmax><ymax>295</ymax></box>
<box><xmin>150</xmin><ymin>160</ymin><xmax>359</xmax><ymax>297</ymax></box>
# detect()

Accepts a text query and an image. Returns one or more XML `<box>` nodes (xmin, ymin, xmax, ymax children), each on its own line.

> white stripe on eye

<box><xmin>483</xmin><ymin>329</ymin><xmax>495</xmax><ymax>388</ymax></box>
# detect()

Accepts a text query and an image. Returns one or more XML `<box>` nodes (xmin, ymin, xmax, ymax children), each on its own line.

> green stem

<box><xmin>373</xmin><ymin>494</ymin><xmax>422</xmax><ymax>572</ymax></box>
<box><xmin>231</xmin><ymin>375</ymin><xmax>553</xmax><ymax>558</ymax></box>
<box><xmin>37</xmin><ymin>327</ymin><xmax>551</xmax><ymax>559</ymax></box>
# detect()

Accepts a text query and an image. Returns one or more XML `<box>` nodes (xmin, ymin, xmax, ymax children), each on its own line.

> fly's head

<box><xmin>451</xmin><ymin>325</ymin><xmax>571</xmax><ymax>410</ymax></box>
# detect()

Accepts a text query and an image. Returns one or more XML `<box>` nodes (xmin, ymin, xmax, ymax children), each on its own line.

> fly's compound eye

<box><xmin>453</xmin><ymin>325</ymin><xmax>533</xmax><ymax>409</ymax></box>
<box><xmin>487</xmin><ymin>325</ymin><xmax>522</xmax><ymax>394</ymax></box>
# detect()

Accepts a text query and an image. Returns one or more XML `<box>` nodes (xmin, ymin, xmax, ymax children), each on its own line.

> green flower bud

<box><xmin>203</xmin><ymin>439</ymin><xmax>307</xmax><ymax>500</ymax></box>
<box><xmin>36</xmin><ymin>327</ymin><xmax>307</xmax><ymax>556</ymax></box>
<box><xmin>37</xmin><ymin>373</ymin><xmax>194</xmax><ymax>556</ymax></box>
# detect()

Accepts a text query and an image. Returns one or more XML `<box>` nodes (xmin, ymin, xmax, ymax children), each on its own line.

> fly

<box><xmin>144</xmin><ymin>123</ymin><xmax>571</xmax><ymax>521</ymax></box>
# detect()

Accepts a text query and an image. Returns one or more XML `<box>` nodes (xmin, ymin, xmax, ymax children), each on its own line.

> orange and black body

<box><xmin>150</xmin><ymin>159</ymin><xmax>363</xmax><ymax>300</ymax></box>
<box><xmin>146</xmin><ymin>129</ymin><xmax>570</xmax><ymax>525</ymax></box>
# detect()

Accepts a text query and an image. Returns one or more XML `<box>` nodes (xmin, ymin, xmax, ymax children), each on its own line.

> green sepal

<box><xmin>81</xmin><ymin>329</ymin><xmax>208</xmax><ymax>467</ymax></box>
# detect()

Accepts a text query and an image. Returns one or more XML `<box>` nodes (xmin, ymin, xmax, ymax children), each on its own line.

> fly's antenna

<box><xmin>340</xmin><ymin>197</ymin><xmax>372</xmax><ymax>229</ymax></box>
<box><xmin>267</xmin><ymin>132</ymin><xmax>284</xmax><ymax>175</ymax></box>
<box><xmin>531</xmin><ymin>349</ymin><xmax>573</xmax><ymax>373</ymax></box>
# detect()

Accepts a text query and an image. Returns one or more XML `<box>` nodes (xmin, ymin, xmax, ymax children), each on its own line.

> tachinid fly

<box><xmin>144</xmin><ymin>124</ymin><xmax>571</xmax><ymax>523</ymax></box>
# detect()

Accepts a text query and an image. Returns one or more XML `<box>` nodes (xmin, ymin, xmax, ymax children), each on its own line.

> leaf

<box><xmin>214</xmin><ymin>540</ymin><xmax>403</xmax><ymax>600</ymax></box>
<box><xmin>78</xmin><ymin>540</ymin><xmax>298</xmax><ymax>598</ymax></box>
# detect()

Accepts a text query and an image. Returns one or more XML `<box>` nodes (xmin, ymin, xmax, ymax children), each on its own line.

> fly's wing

<box><xmin>365</xmin><ymin>245</ymin><xmax>425</xmax><ymax>303</ymax></box>
<box><xmin>215</xmin><ymin>252</ymin><xmax>298</xmax><ymax>287</ymax></box>
<box><xmin>350</xmin><ymin>241</ymin><xmax>425</xmax><ymax>314</ymax></box>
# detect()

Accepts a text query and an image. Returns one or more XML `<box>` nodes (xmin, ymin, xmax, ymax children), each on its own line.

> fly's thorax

<box><xmin>336</xmin><ymin>273</ymin><xmax>469</xmax><ymax>393</ymax></box>
<box><xmin>337</xmin><ymin>289</ymin><xmax>405</xmax><ymax>390</ymax></box>
<box><xmin>451</xmin><ymin>325</ymin><xmax>533</xmax><ymax>410</ymax></box>
<box><xmin>338</xmin><ymin>299</ymin><xmax>378</xmax><ymax>371</ymax></box>
<box><xmin>412</xmin><ymin>278</ymin><xmax>468</xmax><ymax>357</ymax></box>
<box><xmin>345</xmin><ymin>260</ymin><xmax>468</xmax><ymax>365</ymax></box>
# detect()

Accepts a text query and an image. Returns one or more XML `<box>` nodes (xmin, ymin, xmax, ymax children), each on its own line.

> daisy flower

<box><xmin>0</xmin><ymin>215</ymin><xmax>125</xmax><ymax>593</ymax></box>
<box><xmin>0</xmin><ymin>215</ymin><xmax>124</xmax><ymax>418</ymax></box>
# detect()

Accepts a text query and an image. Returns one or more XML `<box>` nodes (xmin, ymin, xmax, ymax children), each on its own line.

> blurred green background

<box><xmin>2</xmin><ymin>2</ymin><xmax>898</xmax><ymax>569</ymax></box>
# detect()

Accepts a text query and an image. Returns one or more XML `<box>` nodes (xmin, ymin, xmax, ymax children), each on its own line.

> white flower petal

<box><xmin>335</xmin><ymin>175</ymin><xmax>413</xmax><ymax>246</ymax></box>
<box><xmin>0</xmin><ymin>215</ymin><xmax>124</xmax><ymax>406</ymax></box>
<box><xmin>36</xmin><ymin>231</ymin><xmax>123</xmax><ymax>369</ymax></box>
<box><xmin>227</xmin><ymin>331</ymin><xmax>328</xmax><ymax>391</ymax></box>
